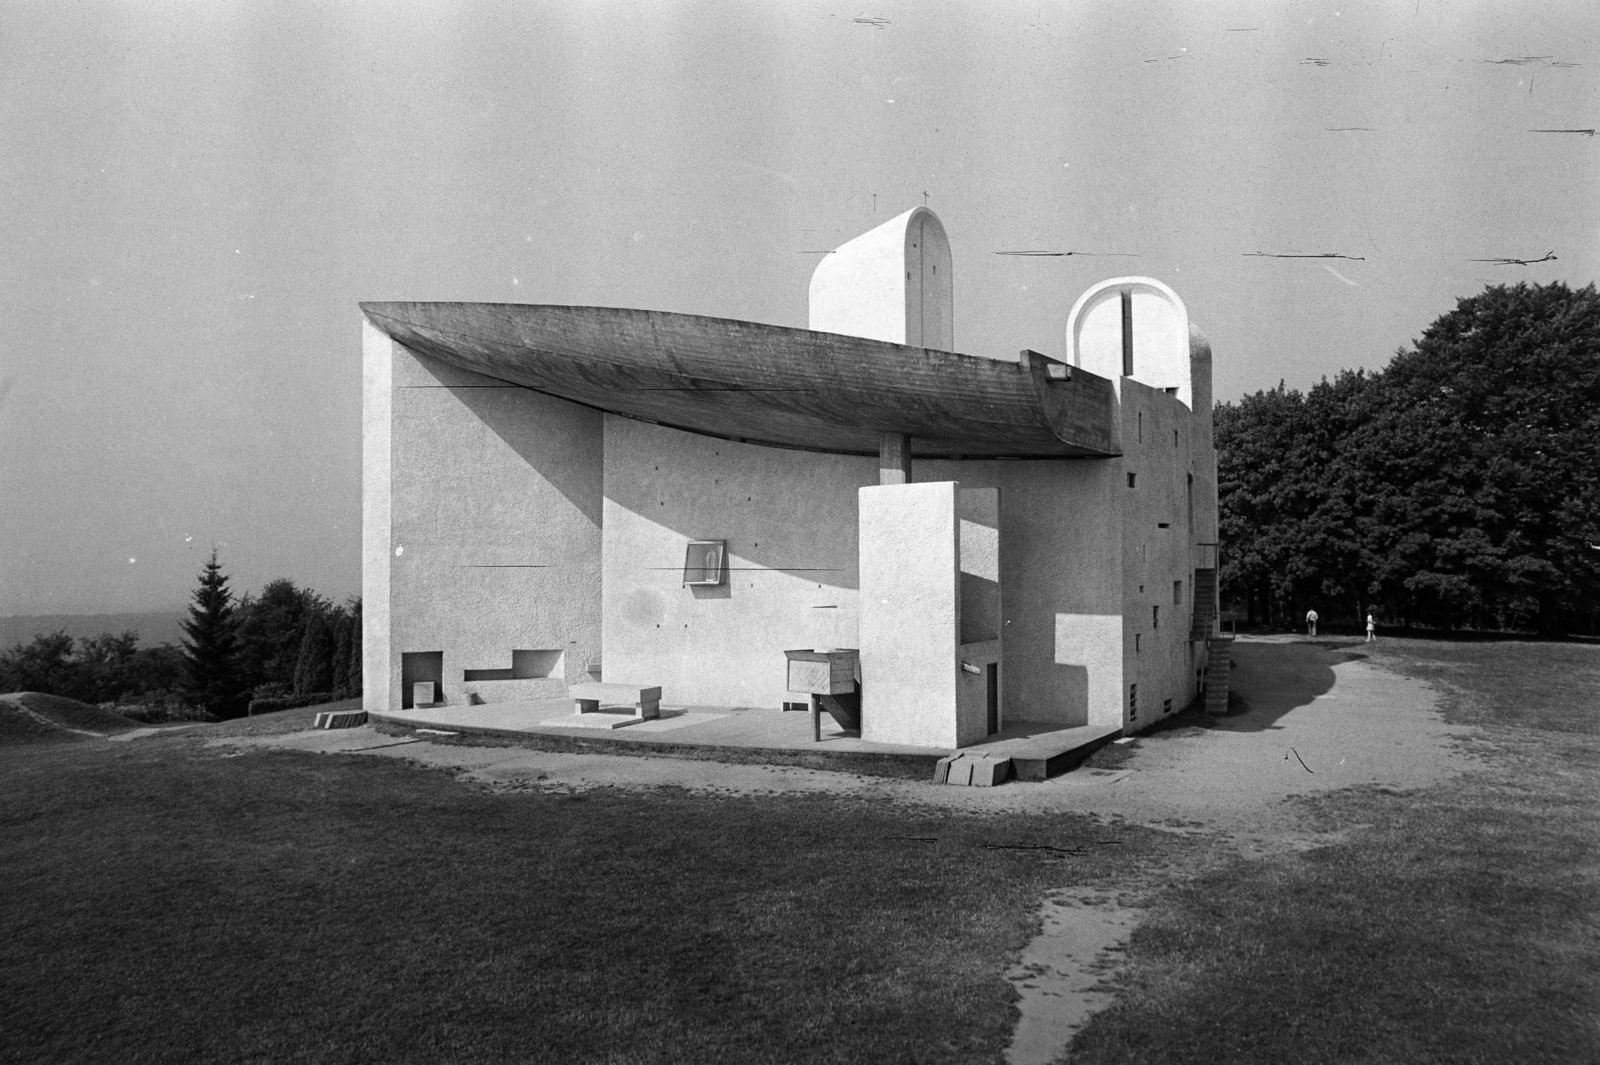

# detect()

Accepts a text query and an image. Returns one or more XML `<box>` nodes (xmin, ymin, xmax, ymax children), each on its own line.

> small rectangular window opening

<box><xmin>1127</xmin><ymin>472</ymin><xmax>1137</xmax><ymax>488</ymax></box>
<box><xmin>1135</xmin><ymin>633</ymin><xmax>1141</xmax><ymax>652</ymax></box>
<box><xmin>1129</xmin><ymin>683</ymin><xmax>1138</xmax><ymax>719</ymax></box>
<box><xmin>1153</xmin><ymin>605</ymin><xmax>1160</xmax><ymax>629</ymax></box>
<box><xmin>1163</xmin><ymin>698</ymin><xmax>1173</xmax><ymax>714</ymax></box>
<box><xmin>683</xmin><ymin>540</ymin><xmax>726</xmax><ymax>586</ymax></box>
<box><xmin>1174</xmin><ymin>580</ymin><xmax>1183</xmax><ymax>605</ymax></box>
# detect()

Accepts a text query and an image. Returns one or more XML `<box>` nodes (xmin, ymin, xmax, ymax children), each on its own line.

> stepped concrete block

<box><xmin>970</xmin><ymin>755</ymin><xmax>1011</xmax><ymax>787</ymax></box>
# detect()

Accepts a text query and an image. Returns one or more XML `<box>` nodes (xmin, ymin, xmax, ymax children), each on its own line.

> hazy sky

<box><xmin>2</xmin><ymin>0</ymin><xmax>1595</xmax><ymax>616</ymax></box>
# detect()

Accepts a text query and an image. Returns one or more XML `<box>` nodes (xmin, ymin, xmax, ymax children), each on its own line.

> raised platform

<box><xmin>370</xmin><ymin>700</ymin><xmax>1121</xmax><ymax>782</ymax></box>
<box><xmin>979</xmin><ymin>725</ymin><xmax>1122</xmax><ymax>781</ymax></box>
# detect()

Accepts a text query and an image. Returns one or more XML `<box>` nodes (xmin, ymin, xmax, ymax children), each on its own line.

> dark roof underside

<box><xmin>361</xmin><ymin>302</ymin><xmax>1121</xmax><ymax>459</ymax></box>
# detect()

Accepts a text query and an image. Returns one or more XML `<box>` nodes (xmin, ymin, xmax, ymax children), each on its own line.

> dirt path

<box><xmin>206</xmin><ymin>638</ymin><xmax>1474</xmax><ymax>1065</ymax></box>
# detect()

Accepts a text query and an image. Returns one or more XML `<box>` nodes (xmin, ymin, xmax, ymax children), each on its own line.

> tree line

<box><xmin>1217</xmin><ymin>281</ymin><xmax>1600</xmax><ymax>635</ymax></box>
<box><xmin>0</xmin><ymin>551</ymin><xmax>360</xmax><ymax>719</ymax></box>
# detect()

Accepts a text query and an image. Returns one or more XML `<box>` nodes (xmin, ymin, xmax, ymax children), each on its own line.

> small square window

<box><xmin>683</xmin><ymin>540</ymin><xmax>725</xmax><ymax>586</ymax></box>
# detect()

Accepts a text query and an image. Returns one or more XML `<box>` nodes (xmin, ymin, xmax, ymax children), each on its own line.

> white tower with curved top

<box><xmin>1067</xmin><ymin>276</ymin><xmax>1192</xmax><ymax>407</ymax></box>
<box><xmin>808</xmin><ymin>206</ymin><xmax>953</xmax><ymax>351</ymax></box>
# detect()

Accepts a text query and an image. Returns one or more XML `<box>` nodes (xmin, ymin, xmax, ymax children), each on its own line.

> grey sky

<box><xmin>2</xmin><ymin>0</ymin><xmax>1594</xmax><ymax>615</ymax></box>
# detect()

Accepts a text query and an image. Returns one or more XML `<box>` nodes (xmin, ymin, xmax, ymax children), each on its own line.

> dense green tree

<box><xmin>344</xmin><ymin>599</ymin><xmax>362</xmax><ymax>696</ymax></box>
<box><xmin>329</xmin><ymin>610</ymin><xmax>355</xmax><ymax>695</ymax></box>
<box><xmin>235</xmin><ymin>578</ymin><xmax>326</xmax><ymax>691</ymax></box>
<box><xmin>291</xmin><ymin>608</ymin><xmax>336</xmax><ymax>695</ymax></box>
<box><xmin>0</xmin><ymin>631</ymin><xmax>76</xmax><ymax>695</ymax></box>
<box><xmin>181</xmin><ymin>549</ymin><xmax>247</xmax><ymax>717</ymax></box>
<box><xmin>1217</xmin><ymin>281</ymin><xmax>1600</xmax><ymax>633</ymax></box>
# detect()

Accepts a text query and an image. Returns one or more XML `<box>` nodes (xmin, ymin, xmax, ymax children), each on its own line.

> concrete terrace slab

<box><xmin>372</xmin><ymin>699</ymin><xmax>1117</xmax><ymax>779</ymax></box>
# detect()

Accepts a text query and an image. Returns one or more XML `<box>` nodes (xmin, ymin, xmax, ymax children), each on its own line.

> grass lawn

<box><xmin>1068</xmin><ymin>638</ymin><xmax>1600</xmax><ymax>1065</ymax></box>
<box><xmin>5</xmin><ymin>640</ymin><xmax>1597</xmax><ymax>1063</ymax></box>
<box><xmin>0</xmin><ymin>716</ymin><xmax>1170</xmax><ymax>1065</ymax></box>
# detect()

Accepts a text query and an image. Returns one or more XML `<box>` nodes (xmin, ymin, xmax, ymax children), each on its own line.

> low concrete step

<box><xmin>979</xmin><ymin>724</ymin><xmax>1121</xmax><ymax>782</ymax></box>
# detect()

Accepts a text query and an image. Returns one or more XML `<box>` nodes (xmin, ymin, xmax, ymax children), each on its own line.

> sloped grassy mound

<box><xmin>0</xmin><ymin>692</ymin><xmax>141</xmax><ymax>744</ymax></box>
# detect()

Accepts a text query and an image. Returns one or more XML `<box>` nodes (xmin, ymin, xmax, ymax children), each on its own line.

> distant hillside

<box><xmin>0</xmin><ymin>612</ymin><xmax>186</xmax><ymax>651</ymax></box>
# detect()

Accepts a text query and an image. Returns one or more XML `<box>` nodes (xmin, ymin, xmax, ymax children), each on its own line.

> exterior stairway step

<box><xmin>1203</xmin><ymin>634</ymin><xmax>1234</xmax><ymax>714</ymax></box>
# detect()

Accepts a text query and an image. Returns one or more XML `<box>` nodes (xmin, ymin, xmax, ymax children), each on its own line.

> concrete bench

<box><xmin>569</xmin><ymin>682</ymin><xmax>662</xmax><ymax>720</ymax></box>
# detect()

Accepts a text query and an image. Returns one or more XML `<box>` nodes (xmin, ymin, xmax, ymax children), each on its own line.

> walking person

<box><xmin>1305</xmin><ymin>608</ymin><xmax>1318</xmax><ymax>637</ymax></box>
<box><xmin>1366</xmin><ymin>613</ymin><xmax>1377</xmax><ymax>642</ymax></box>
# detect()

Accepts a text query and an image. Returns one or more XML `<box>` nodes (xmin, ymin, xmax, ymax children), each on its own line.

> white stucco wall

<box><xmin>859</xmin><ymin>482</ymin><xmax>961</xmax><ymax>747</ymax></box>
<box><xmin>1118</xmin><ymin>379</ymin><xmax>1209</xmax><ymax>731</ymax></box>
<box><xmin>917</xmin><ymin>458</ymin><xmax>1123</xmax><ymax>730</ymax></box>
<box><xmin>601</xmin><ymin>417</ymin><xmax>876</xmax><ymax>707</ymax></box>
<box><xmin>808</xmin><ymin>206</ymin><xmax>954</xmax><ymax>351</ymax></box>
<box><xmin>1067</xmin><ymin>277</ymin><xmax>1192</xmax><ymax>407</ymax></box>
<box><xmin>361</xmin><ymin>321</ymin><xmax>393</xmax><ymax>713</ymax></box>
<box><xmin>382</xmin><ymin>342</ymin><xmax>603</xmax><ymax>710</ymax></box>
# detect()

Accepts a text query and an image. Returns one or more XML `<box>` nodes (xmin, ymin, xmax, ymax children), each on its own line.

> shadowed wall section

<box><xmin>367</xmin><ymin>329</ymin><xmax>603</xmax><ymax>712</ymax></box>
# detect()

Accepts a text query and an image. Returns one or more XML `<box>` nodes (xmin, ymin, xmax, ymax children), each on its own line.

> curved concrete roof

<box><xmin>361</xmin><ymin>302</ymin><xmax>1120</xmax><ymax>459</ymax></box>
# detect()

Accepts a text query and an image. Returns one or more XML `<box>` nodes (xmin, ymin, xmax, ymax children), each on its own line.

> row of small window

<box><xmin>1127</xmin><ymin>683</ymin><xmax>1174</xmax><ymax>721</ymax></box>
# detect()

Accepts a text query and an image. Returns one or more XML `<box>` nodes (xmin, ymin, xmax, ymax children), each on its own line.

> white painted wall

<box><xmin>859</xmin><ymin>481</ymin><xmax>961</xmax><ymax>747</ymax></box>
<box><xmin>383</xmin><ymin>342</ymin><xmax>604</xmax><ymax>710</ymax></box>
<box><xmin>361</xmin><ymin>321</ymin><xmax>393</xmax><ymax>713</ymax></box>
<box><xmin>1067</xmin><ymin>277</ymin><xmax>1193</xmax><ymax>408</ymax></box>
<box><xmin>808</xmin><ymin>206</ymin><xmax>954</xmax><ymax>351</ymax></box>
<box><xmin>1118</xmin><ymin>378</ymin><xmax>1209</xmax><ymax>731</ymax></box>
<box><xmin>601</xmin><ymin>417</ymin><xmax>876</xmax><ymax>706</ymax></box>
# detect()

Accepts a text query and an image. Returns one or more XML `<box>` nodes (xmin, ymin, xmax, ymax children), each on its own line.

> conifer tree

<box><xmin>182</xmin><ymin>549</ymin><xmax>246</xmax><ymax>717</ymax></box>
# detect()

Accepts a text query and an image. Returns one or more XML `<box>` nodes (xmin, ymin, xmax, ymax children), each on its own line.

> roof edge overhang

<box><xmin>362</xmin><ymin>302</ymin><xmax>1122</xmax><ymax>460</ymax></box>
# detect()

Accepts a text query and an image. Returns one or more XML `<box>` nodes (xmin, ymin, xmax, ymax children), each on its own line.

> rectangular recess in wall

<box><xmin>1174</xmin><ymin>580</ymin><xmax>1183</xmax><ymax>605</ymax></box>
<box><xmin>683</xmin><ymin>540</ymin><xmax>725</xmax><ymax>585</ymax></box>
<box><xmin>463</xmin><ymin>649</ymin><xmax>564</xmax><ymax>682</ymax></box>
<box><xmin>401</xmin><ymin>651</ymin><xmax>443</xmax><ymax>709</ymax></box>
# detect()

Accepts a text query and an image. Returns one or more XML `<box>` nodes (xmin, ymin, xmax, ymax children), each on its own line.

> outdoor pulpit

<box><xmin>784</xmin><ymin>649</ymin><xmax>862</xmax><ymax>741</ymax></box>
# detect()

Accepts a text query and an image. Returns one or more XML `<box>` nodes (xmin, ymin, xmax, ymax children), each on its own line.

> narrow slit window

<box><xmin>1153</xmin><ymin>605</ymin><xmax>1160</xmax><ymax>629</ymax></box>
<box><xmin>1174</xmin><ymin>580</ymin><xmax>1183</xmax><ymax>605</ymax></box>
<box><xmin>683</xmin><ymin>540</ymin><xmax>726</xmax><ymax>586</ymax></box>
<box><xmin>1129</xmin><ymin>683</ymin><xmax>1138</xmax><ymax>719</ymax></box>
<box><xmin>1120</xmin><ymin>289</ymin><xmax>1134</xmax><ymax>377</ymax></box>
<box><xmin>1127</xmin><ymin>472</ymin><xmax>1137</xmax><ymax>488</ymax></box>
